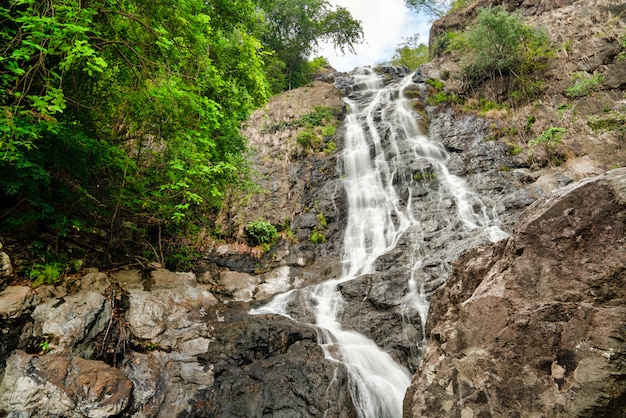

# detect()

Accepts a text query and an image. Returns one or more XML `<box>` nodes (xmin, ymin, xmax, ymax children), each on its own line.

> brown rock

<box><xmin>405</xmin><ymin>169</ymin><xmax>626</xmax><ymax>417</ymax></box>
<box><xmin>0</xmin><ymin>350</ymin><xmax>132</xmax><ymax>417</ymax></box>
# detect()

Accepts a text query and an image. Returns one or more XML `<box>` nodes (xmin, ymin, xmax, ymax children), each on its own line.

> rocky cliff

<box><xmin>403</xmin><ymin>0</ymin><xmax>626</xmax><ymax>416</ymax></box>
<box><xmin>405</xmin><ymin>168</ymin><xmax>626</xmax><ymax>417</ymax></box>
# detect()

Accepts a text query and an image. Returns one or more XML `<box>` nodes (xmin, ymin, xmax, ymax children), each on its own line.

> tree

<box><xmin>257</xmin><ymin>0</ymin><xmax>363</xmax><ymax>91</ymax></box>
<box><xmin>0</xmin><ymin>0</ymin><xmax>269</xmax><ymax>265</ymax></box>
<box><xmin>405</xmin><ymin>0</ymin><xmax>454</xmax><ymax>20</ymax></box>
<box><xmin>460</xmin><ymin>6</ymin><xmax>552</xmax><ymax>90</ymax></box>
<box><xmin>390</xmin><ymin>34</ymin><xmax>430</xmax><ymax>70</ymax></box>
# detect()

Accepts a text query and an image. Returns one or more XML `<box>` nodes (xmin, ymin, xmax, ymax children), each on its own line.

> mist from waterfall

<box><xmin>251</xmin><ymin>67</ymin><xmax>507</xmax><ymax>417</ymax></box>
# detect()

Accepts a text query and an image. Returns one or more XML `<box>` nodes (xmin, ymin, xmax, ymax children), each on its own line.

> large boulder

<box><xmin>0</xmin><ymin>350</ymin><xmax>132</xmax><ymax>418</ymax></box>
<box><xmin>189</xmin><ymin>305</ymin><xmax>356</xmax><ymax>418</ymax></box>
<box><xmin>405</xmin><ymin>168</ymin><xmax>626</xmax><ymax>417</ymax></box>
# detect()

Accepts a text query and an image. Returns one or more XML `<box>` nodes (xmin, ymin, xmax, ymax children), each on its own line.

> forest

<box><xmin>0</xmin><ymin>0</ymin><xmax>363</xmax><ymax>275</ymax></box>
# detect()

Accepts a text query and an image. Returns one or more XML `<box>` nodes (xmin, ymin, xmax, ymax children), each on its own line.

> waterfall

<box><xmin>251</xmin><ymin>67</ymin><xmax>507</xmax><ymax>417</ymax></box>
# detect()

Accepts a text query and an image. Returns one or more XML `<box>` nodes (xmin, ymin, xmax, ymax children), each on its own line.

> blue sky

<box><xmin>317</xmin><ymin>0</ymin><xmax>431</xmax><ymax>72</ymax></box>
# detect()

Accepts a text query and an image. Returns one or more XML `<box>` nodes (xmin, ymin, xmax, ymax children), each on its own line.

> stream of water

<box><xmin>252</xmin><ymin>68</ymin><xmax>507</xmax><ymax>417</ymax></box>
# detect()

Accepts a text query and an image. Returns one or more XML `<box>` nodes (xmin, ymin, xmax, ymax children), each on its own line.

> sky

<box><xmin>316</xmin><ymin>0</ymin><xmax>431</xmax><ymax>72</ymax></box>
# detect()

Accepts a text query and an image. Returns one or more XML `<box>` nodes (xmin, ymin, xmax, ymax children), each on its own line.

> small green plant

<box><xmin>505</xmin><ymin>141</ymin><xmax>523</xmax><ymax>156</ymax></box>
<box><xmin>556</xmin><ymin>103</ymin><xmax>572</xmax><ymax>119</ymax></box>
<box><xmin>29</xmin><ymin>263</ymin><xmax>63</xmax><ymax>288</ymax></box>
<box><xmin>413</xmin><ymin>171</ymin><xmax>438</xmax><ymax>181</ymax></box>
<box><xmin>316</xmin><ymin>211</ymin><xmax>328</xmax><ymax>228</ymax></box>
<box><xmin>425</xmin><ymin>78</ymin><xmax>445</xmax><ymax>91</ymax></box>
<box><xmin>321</xmin><ymin>125</ymin><xmax>337</xmax><ymax>137</ymax></box>
<box><xmin>309</xmin><ymin>205</ymin><xmax>328</xmax><ymax>244</ymax></box>
<box><xmin>322</xmin><ymin>141</ymin><xmax>337</xmax><ymax>154</ymax></box>
<box><xmin>565</xmin><ymin>72</ymin><xmax>603</xmax><ymax>98</ymax></box>
<box><xmin>529</xmin><ymin>127</ymin><xmax>567</xmax><ymax>164</ymax></box>
<box><xmin>462</xmin><ymin>97</ymin><xmax>506</xmax><ymax>114</ymax></box>
<box><xmin>245</xmin><ymin>220</ymin><xmax>278</xmax><ymax>247</ymax></box>
<box><xmin>39</xmin><ymin>340</ymin><xmax>51</xmax><ymax>353</ymax></box>
<box><xmin>310</xmin><ymin>229</ymin><xmax>326</xmax><ymax>244</ymax></box>
<box><xmin>587</xmin><ymin>111</ymin><xmax>626</xmax><ymax>132</ymax></box>
<box><xmin>297</xmin><ymin>129</ymin><xmax>320</xmax><ymax>148</ymax></box>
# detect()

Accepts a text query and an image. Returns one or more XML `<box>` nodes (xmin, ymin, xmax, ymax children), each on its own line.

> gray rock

<box><xmin>125</xmin><ymin>270</ymin><xmax>218</xmax><ymax>350</ymax></box>
<box><xmin>32</xmin><ymin>289</ymin><xmax>111</xmax><ymax>357</ymax></box>
<box><xmin>0</xmin><ymin>350</ymin><xmax>132</xmax><ymax>418</ymax></box>
<box><xmin>0</xmin><ymin>241</ymin><xmax>12</xmax><ymax>278</ymax></box>
<box><xmin>123</xmin><ymin>351</ymin><xmax>214</xmax><ymax>418</ymax></box>
<box><xmin>405</xmin><ymin>169</ymin><xmax>626</xmax><ymax>417</ymax></box>
<box><xmin>0</xmin><ymin>286</ymin><xmax>39</xmax><ymax>320</ymax></box>
<box><xmin>189</xmin><ymin>307</ymin><xmax>356</xmax><ymax>418</ymax></box>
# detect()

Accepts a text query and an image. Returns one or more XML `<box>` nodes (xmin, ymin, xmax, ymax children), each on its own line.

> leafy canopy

<box><xmin>0</xmin><ymin>0</ymin><xmax>269</xmax><ymax>264</ymax></box>
<box><xmin>257</xmin><ymin>0</ymin><xmax>363</xmax><ymax>90</ymax></box>
<box><xmin>390</xmin><ymin>34</ymin><xmax>430</xmax><ymax>70</ymax></box>
<box><xmin>458</xmin><ymin>6</ymin><xmax>553</xmax><ymax>93</ymax></box>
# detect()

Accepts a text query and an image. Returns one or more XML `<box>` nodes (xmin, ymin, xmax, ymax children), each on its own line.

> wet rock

<box><xmin>338</xmin><ymin>271</ymin><xmax>424</xmax><ymax>373</ymax></box>
<box><xmin>0</xmin><ymin>350</ymin><xmax>132</xmax><ymax>418</ymax></box>
<box><xmin>189</xmin><ymin>307</ymin><xmax>356</xmax><ymax>418</ymax></box>
<box><xmin>405</xmin><ymin>169</ymin><xmax>626</xmax><ymax>417</ymax></box>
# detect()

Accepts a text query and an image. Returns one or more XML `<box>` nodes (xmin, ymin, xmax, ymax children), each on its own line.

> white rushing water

<box><xmin>252</xmin><ymin>67</ymin><xmax>507</xmax><ymax>417</ymax></box>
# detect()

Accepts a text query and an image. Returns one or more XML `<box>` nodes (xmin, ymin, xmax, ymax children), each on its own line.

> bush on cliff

<box><xmin>458</xmin><ymin>6</ymin><xmax>553</xmax><ymax>97</ymax></box>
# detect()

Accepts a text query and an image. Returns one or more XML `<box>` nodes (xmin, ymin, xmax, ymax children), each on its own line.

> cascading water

<box><xmin>251</xmin><ymin>67</ymin><xmax>507</xmax><ymax>417</ymax></box>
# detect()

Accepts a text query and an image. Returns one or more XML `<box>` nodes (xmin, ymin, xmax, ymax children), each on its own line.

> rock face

<box><xmin>405</xmin><ymin>168</ymin><xmax>626</xmax><ymax>417</ymax></box>
<box><xmin>0</xmin><ymin>350</ymin><xmax>132</xmax><ymax>418</ymax></box>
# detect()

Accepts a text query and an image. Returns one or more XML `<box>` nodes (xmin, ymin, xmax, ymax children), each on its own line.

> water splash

<box><xmin>251</xmin><ymin>67</ymin><xmax>507</xmax><ymax>417</ymax></box>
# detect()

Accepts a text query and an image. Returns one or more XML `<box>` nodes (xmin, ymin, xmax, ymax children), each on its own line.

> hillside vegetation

<box><xmin>0</xmin><ymin>0</ymin><xmax>362</xmax><ymax>279</ymax></box>
<box><xmin>418</xmin><ymin>0</ymin><xmax>626</xmax><ymax>182</ymax></box>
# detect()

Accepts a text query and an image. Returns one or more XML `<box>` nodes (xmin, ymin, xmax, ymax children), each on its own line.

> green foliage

<box><xmin>245</xmin><ymin>220</ymin><xmax>278</xmax><ymax>246</ymax></box>
<box><xmin>458</xmin><ymin>6</ymin><xmax>553</xmax><ymax>92</ymax></box>
<box><xmin>405</xmin><ymin>0</ymin><xmax>454</xmax><ymax>20</ymax></box>
<box><xmin>462</xmin><ymin>98</ymin><xmax>507</xmax><ymax>115</ymax></box>
<box><xmin>505</xmin><ymin>141</ymin><xmax>523</xmax><ymax>156</ymax></box>
<box><xmin>529</xmin><ymin>127</ymin><xmax>567</xmax><ymax>163</ymax></box>
<box><xmin>0</xmin><ymin>0</ymin><xmax>271</xmax><ymax>267</ymax></box>
<box><xmin>257</xmin><ymin>0</ymin><xmax>363</xmax><ymax>91</ymax></box>
<box><xmin>413</xmin><ymin>171</ymin><xmax>438</xmax><ymax>181</ymax></box>
<box><xmin>390</xmin><ymin>34</ymin><xmax>430</xmax><ymax>70</ymax></box>
<box><xmin>424</xmin><ymin>78</ymin><xmax>462</xmax><ymax>106</ymax></box>
<box><xmin>310</xmin><ymin>229</ymin><xmax>326</xmax><ymax>244</ymax></box>
<box><xmin>310</xmin><ymin>204</ymin><xmax>327</xmax><ymax>244</ymax></box>
<box><xmin>322</xmin><ymin>141</ymin><xmax>337</xmax><ymax>154</ymax></box>
<box><xmin>39</xmin><ymin>340</ymin><xmax>51</xmax><ymax>353</ymax></box>
<box><xmin>587</xmin><ymin>111</ymin><xmax>626</xmax><ymax>132</ymax></box>
<box><xmin>565</xmin><ymin>72</ymin><xmax>603</xmax><ymax>98</ymax></box>
<box><xmin>297</xmin><ymin>130</ymin><xmax>320</xmax><ymax>148</ymax></box>
<box><xmin>425</xmin><ymin>78</ymin><xmax>445</xmax><ymax>91</ymax></box>
<box><xmin>29</xmin><ymin>262</ymin><xmax>62</xmax><ymax>288</ymax></box>
<box><xmin>300</xmin><ymin>106</ymin><xmax>339</xmax><ymax>127</ymax></box>
<box><xmin>322</xmin><ymin>125</ymin><xmax>337</xmax><ymax>137</ymax></box>
<box><xmin>163</xmin><ymin>244</ymin><xmax>200</xmax><ymax>272</ymax></box>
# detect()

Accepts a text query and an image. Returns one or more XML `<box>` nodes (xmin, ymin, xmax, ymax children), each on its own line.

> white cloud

<box><xmin>316</xmin><ymin>0</ymin><xmax>431</xmax><ymax>72</ymax></box>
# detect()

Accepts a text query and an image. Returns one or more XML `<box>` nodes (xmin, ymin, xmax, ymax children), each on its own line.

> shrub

<box><xmin>245</xmin><ymin>220</ymin><xmax>278</xmax><ymax>246</ymax></box>
<box><xmin>565</xmin><ymin>72</ymin><xmax>603</xmax><ymax>98</ymax></box>
<box><xmin>310</xmin><ymin>229</ymin><xmax>326</xmax><ymax>244</ymax></box>
<box><xmin>460</xmin><ymin>6</ymin><xmax>552</xmax><ymax>91</ymax></box>
<box><xmin>529</xmin><ymin>127</ymin><xmax>567</xmax><ymax>164</ymax></box>
<box><xmin>29</xmin><ymin>263</ymin><xmax>63</xmax><ymax>288</ymax></box>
